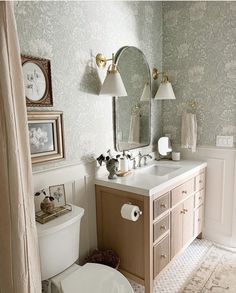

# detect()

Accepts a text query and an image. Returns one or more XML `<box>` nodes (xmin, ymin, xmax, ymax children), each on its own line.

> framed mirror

<box><xmin>114</xmin><ymin>46</ymin><xmax>151</xmax><ymax>151</ymax></box>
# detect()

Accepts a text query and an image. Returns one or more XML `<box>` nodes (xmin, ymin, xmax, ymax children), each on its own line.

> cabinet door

<box><xmin>171</xmin><ymin>204</ymin><xmax>183</xmax><ymax>259</ymax></box>
<box><xmin>182</xmin><ymin>196</ymin><xmax>194</xmax><ymax>246</ymax></box>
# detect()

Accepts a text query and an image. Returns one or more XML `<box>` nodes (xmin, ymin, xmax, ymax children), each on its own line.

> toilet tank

<box><xmin>36</xmin><ymin>204</ymin><xmax>84</xmax><ymax>281</ymax></box>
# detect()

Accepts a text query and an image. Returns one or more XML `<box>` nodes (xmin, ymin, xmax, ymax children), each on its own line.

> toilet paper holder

<box><xmin>127</xmin><ymin>202</ymin><xmax>143</xmax><ymax>216</ymax></box>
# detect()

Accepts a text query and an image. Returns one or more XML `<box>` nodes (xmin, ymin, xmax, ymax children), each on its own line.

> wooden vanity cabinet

<box><xmin>171</xmin><ymin>196</ymin><xmax>194</xmax><ymax>258</ymax></box>
<box><xmin>95</xmin><ymin>168</ymin><xmax>205</xmax><ymax>293</ymax></box>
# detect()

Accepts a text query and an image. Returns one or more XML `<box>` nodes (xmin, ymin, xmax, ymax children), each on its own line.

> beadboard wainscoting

<box><xmin>33</xmin><ymin>162</ymin><xmax>98</xmax><ymax>262</ymax></box>
<box><xmin>182</xmin><ymin>147</ymin><xmax>236</xmax><ymax>248</ymax></box>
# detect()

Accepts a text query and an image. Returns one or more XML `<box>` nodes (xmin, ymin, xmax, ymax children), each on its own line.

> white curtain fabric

<box><xmin>0</xmin><ymin>2</ymin><xmax>41</xmax><ymax>293</ymax></box>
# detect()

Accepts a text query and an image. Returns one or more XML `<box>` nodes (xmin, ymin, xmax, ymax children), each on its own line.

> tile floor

<box><xmin>130</xmin><ymin>239</ymin><xmax>212</xmax><ymax>293</ymax></box>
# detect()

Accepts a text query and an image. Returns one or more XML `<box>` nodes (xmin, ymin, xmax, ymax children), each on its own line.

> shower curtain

<box><xmin>0</xmin><ymin>2</ymin><xmax>41</xmax><ymax>293</ymax></box>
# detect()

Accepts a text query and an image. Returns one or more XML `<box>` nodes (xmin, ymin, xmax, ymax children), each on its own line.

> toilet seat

<box><xmin>61</xmin><ymin>263</ymin><xmax>134</xmax><ymax>293</ymax></box>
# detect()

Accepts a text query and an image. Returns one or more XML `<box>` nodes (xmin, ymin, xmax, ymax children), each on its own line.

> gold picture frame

<box><xmin>21</xmin><ymin>55</ymin><xmax>53</xmax><ymax>107</ymax></box>
<box><xmin>27</xmin><ymin>111</ymin><xmax>65</xmax><ymax>164</ymax></box>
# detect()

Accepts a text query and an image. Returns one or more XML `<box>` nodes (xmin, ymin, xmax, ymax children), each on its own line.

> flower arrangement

<box><xmin>34</xmin><ymin>189</ymin><xmax>55</xmax><ymax>214</ymax></box>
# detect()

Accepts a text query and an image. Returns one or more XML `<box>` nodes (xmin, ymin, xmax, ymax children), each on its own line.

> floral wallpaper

<box><xmin>14</xmin><ymin>1</ymin><xmax>163</xmax><ymax>170</ymax></box>
<box><xmin>162</xmin><ymin>1</ymin><xmax>236</xmax><ymax>147</ymax></box>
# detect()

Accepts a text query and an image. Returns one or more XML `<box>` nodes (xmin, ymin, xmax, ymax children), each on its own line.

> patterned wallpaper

<box><xmin>162</xmin><ymin>1</ymin><xmax>236</xmax><ymax>148</ymax></box>
<box><xmin>14</xmin><ymin>1</ymin><xmax>163</xmax><ymax>170</ymax></box>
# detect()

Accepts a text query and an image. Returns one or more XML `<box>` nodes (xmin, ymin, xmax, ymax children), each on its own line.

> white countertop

<box><xmin>95</xmin><ymin>160</ymin><xmax>207</xmax><ymax>197</ymax></box>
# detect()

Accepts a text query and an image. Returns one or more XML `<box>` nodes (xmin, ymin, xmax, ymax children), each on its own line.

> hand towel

<box><xmin>181</xmin><ymin>111</ymin><xmax>197</xmax><ymax>152</ymax></box>
<box><xmin>128</xmin><ymin>113</ymin><xmax>140</xmax><ymax>143</ymax></box>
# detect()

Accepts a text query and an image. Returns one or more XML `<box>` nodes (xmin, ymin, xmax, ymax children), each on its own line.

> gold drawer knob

<box><xmin>160</xmin><ymin>203</ymin><xmax>167</xmax><ymax>208</ymax></box>
<box><xmin>161</xmin><ymin>254</ymin><xmax>167</xmax><ymax>258</ymax></box>
<box><xmin>160</xmin><ymin>225</ymin><xmax>167</xmax><ymax>230</ymax></box>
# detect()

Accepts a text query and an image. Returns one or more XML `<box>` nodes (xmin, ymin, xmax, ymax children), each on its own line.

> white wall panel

<box><xmin>182</xmin><ymin>147</ymin><xmax>236</xmax><ymax>247</ymax></box>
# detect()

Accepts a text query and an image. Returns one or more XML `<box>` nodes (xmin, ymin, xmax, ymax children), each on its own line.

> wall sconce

<box><xmin>152</xmin><ymin>68</ymin><xmax>176</xmax><ymax>100</ymax></box>
<box><xmin>96</xmin><ymin>53</ymin><xmax>128</xmax><ymax>97</ymax></box>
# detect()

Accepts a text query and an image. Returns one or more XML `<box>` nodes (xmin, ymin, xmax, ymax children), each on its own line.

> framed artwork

<box><xmin>27</xmin><ymin>111</ymin><xmax>64</xmax><ymax>164</ymax></box>
<box><xmin>49</xmin><ymin>184</ymin><xmax>66</xmax><ymax>207</ymax></box>
<box><xmin>21</xmin><ymin>55</ymin><xmax>53</xmax><ymax>107</ymax></box>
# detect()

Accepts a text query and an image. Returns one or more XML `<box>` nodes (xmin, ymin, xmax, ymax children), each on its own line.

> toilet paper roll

<box><xmin>121</xmin><ymin>204</ymin><xmax>141</xmax><ymax>221</ymax></box>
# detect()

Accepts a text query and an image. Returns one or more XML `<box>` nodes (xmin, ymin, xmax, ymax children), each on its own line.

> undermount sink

<box><xmin>139</xmin><ymin>164</ymin><xmax>181</xmax><ymax>176</ymax></box>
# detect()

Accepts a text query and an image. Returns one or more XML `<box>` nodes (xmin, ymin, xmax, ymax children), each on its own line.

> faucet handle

<box><xmin>143</xmin><ymin>153</ymin><xmax>152</xmax><ymax>165</ymax></box>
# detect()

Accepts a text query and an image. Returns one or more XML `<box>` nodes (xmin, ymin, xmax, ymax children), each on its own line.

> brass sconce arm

<box><xmin>152</xmin><ymin>68</ymin><xmax>169</xmax><ymax>82</ymax></box>
<box><xmin>96</xmin><ymin>53</ymin><xmax>115</xmax><ymax>68</ymax></box>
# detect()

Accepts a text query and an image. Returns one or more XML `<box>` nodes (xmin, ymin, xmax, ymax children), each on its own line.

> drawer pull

<box><xmin>181</xmin><ymin>210</ymin><xmax>185</xmax><ymax>214</ymax></box>
<box><xmin>184</xmin><ymin>208</ymin><xmax>188</xmax><ymax>213</ymax></box>
<box><xmin>199</xmin><ymin>180</ymin><xmax>203</xmax><ymax>183</ymax></box>
<box><xmin>199</xmin><ymin>196</ymin><xmax>202</xmax><ymax>200</ymax></box>
<box><xmin>182</xmin><ymin>190</ymin><xmax>187</xmax><ymax>194</ymax></box>
<box><xmin>160</xmin><ymin>203</ymin><xmax>167</xmax><ymax>208</ymax></box>
<box><xmin>160</xmin><ymin>225</ymin><xmax>167</xmax><ymax>230</ymax></box>
<box><xmin>161</xmin><ymin>254</ymin><xmax>167</xmax><ymax>259</ymax></box>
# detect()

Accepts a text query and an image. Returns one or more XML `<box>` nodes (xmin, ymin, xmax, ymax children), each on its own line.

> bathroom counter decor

<box><xmin>36</xmin><ymin>204</ymin><xmax>72</xmax><ymax>224</ymax></box>
<box><xmin>95</xmin><ymin>160</ymin><xmax>207</xmax><ymax>196</ymax></box>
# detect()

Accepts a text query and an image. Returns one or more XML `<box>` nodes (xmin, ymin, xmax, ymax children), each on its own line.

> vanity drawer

<box><xmin>153</xmin><ymin>214</ymin><xmax>170</xmax><ymax>243</ymax></box>
<box><xmin>194</xmin><ymin>205</ymin><xmax>204</xmax><ymax>237</ymax></box>
<box><xmin>153</xmin><ymin>192</ymin><xmax>170</xmax><ymax>219</ymax></box>
<box><xmin>171</xmin><ymin>178</ymin><xmax>194</xmax><ymax>207</ymax></box>
<box><xmin>195</xmin><ymin>190</ymin><xmax>204</xmax><ymax>208</ymax></box>
<box><xmin>153</xmin><ymin>234</ymin><xmax>170</xmax><ymax>278</ymax></box>
<box><xmin>195</xmin><ymin>172</ymin><xmax>205</xmax><ymax>191</ymax></box>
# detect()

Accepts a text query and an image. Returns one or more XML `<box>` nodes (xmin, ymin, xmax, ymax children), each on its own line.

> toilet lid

<box><xmin>61</xmin><ymin>263</ymin><xmax>134</xmax><ymax>293</ymax></box>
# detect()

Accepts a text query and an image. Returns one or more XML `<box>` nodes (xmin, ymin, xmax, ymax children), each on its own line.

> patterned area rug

<box><xmin>181</xmin><ymin>245</ymin><xmax>236</xmax><ymax>292</ymax></box>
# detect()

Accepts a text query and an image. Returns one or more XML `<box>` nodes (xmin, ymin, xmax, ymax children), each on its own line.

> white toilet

<box><xmin>36</xmin><ymin>204</ymin><xmax>134</xmax><ymax>293</ymax></box>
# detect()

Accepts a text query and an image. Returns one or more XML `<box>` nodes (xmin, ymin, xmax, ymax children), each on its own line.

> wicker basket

<box><xmin>85</xmin><ymin>249</ymin><xmax>120</xmax><ymax>269</ymax></box>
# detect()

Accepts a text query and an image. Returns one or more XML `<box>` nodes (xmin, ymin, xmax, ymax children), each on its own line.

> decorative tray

<box><xmin>36</xmin><ymin>204</ymin><xmax>72</xmax><ymax>224</ymax></box>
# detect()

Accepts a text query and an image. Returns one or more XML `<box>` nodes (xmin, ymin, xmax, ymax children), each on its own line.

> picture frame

<box><xmin>21</xmin><ymin>55</ymin><xmax>53</xmax><ymax>107</ymax></box>
<box><xmin>27</xmin><ymin>111</ymin><xmax>65</xmax><ymax>164</ymax></box>
<box><xmin>49</xmin><ymin>184</ymin><xmax>66</xmax><ymax>208</ymax></box>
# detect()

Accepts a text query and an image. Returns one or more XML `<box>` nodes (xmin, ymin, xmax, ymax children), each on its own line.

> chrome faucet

<box><xmin>138</xmin><ymin>152</ymin><xmax>152</xmax><ymax>167</ymax></box>
<box><xmin>130</xmin><ymin>157</ymin><xmax>137</xmax><ymax>169</ymax></box>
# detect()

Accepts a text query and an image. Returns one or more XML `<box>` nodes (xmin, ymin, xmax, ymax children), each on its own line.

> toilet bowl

<box><xmin>37</xmin><ymin>204</ymin><xmax>134</xmax><ymax>293</ymax></box>
<box><xmin>50</xmin><ymin>263</ymin><xmax>133</xmax><ymax>293</ymax></box>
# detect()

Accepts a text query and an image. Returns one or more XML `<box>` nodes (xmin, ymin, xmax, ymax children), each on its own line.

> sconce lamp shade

<box><xmin>154</xmin><ymin>81</ymin><xmax>176</xmax><ymax>100</ymax></box>
<box><xmin>100</xmin><ymin>70</ymin><xmax>128</xmax><ymax>97</ymax></box>
<box><xmin>140</xmin><ymin>82</ymin><xmax>150</xmax><ymax>102</ymax></box>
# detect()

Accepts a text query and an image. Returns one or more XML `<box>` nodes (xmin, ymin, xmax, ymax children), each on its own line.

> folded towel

<box><xmin>128</xmin><ymin>113</ymin><xmax>140</xmax><ymax>143</ymax></box>
<box><xmin>181</xmin><ymin>111</ymin><xmax>197</xmax><ymax>152</ymax></box>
